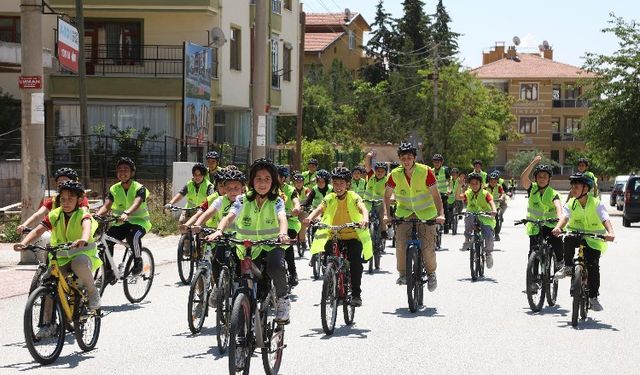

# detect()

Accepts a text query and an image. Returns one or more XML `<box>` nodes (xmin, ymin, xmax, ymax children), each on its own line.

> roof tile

<box><xmin>471</xmin><ymin>54</ymin><xmax>596</xmax><ymax>79</ymax></box>
<box><xmin>304</xmin><ymin>32</ymin><xmax>344</xmax><ymax>52</ymax></box>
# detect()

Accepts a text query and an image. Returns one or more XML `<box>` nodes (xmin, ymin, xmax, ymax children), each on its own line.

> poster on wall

<box><xmin>183</xmin><ymin>42</ymin><xmax>212</xmax><ymax>146</ymax></box>
<box><xmin>57</xmin><ymin>18</ymin><xmax>79</xmax><ymax>73</ymax></box>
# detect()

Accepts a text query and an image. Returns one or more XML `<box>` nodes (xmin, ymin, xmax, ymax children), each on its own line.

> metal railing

<box><xmin>552</xmin><ymin>99</ymin><xmax>592</xmax><ymax>108</ymax></box>
<box><xmin>551</xmin><ymin>133</ymin><xmax>582</xmax><ymax>142</ymax></box>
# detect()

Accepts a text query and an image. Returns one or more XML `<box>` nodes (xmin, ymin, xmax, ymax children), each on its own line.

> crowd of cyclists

<box><xmin>11</xmin><ymin>143</ymin><xmax>616</xmax><ymax>369</ymax></box>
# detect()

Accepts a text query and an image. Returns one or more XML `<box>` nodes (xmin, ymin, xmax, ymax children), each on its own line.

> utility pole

<box><xmin>294</xmin><ymin>5</ymin><xmax>305</xmax><ymax>171</ymax></box>
<box><xmin>251</xmin><ymin>0</ymin><xmax>268</xmax><ymax>161</ymax></box>
<box><xmin>19</xmin><ymin>0</ymin><xmax>45</xmax><ymax>264</ymax></box>
<box><xmin>75</xmin><ymin>0</ymin><xmax>90</xmax><ymax>186</ymax></box>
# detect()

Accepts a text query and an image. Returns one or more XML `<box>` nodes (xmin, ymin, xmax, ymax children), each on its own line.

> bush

<box><xmin>146</xmin><ymin>182</ymin><xmax>179</xmax><ymax>237</ymax></box>
<box><xmin>0</xmin><ymin>220</ymin><xmax>21</xmax><ymax>243</ymax></box>
<box><xmin>301</xmin><ymin>139</ymin><xmax>334</xmax><ymax>170</ymax></box>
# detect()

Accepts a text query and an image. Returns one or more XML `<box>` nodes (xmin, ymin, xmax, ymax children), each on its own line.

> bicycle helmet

<box><xmin>331</xmin><ymin>167</ymin><xmax>352</xmax><ymax>181</ymax></box>
<box><xmin>116</xmin><ymin>157</ymin><xmax>136</xmax><ymax>171</ymax></box>
<box><xmin>307</xmin><ymin>158</ymin><xmax>319</xmax><ymax>166</ymax></box>
<box><xmin>58</xmin><ymin>180</ymin><xmax>85</xmax><ymax>197</ymax></box>
<box><xmin>533</xmin><ymin>164</ymin><xmax>554</xmax><ymax>178</ymax></box>
<box><xmin>467</xmin><ymin>172</ymin><xmax>483</xmax><ymax>183</ymax></box>
<box><xmin>569</xmin><ymin>172</ymin><xmax>593</xmax><ymax>190</ymax></box>
<box><xmin>277</xmin><ymin>165</ymin><xmax>290</xmax><ymax>177</ymax></box>
<box><xmin>351</xmin><ymin>165</ymin><xmax>366</xmax><ymax>173</ymax></box>
<box><xmin>432</xmin><ymin>154</ymin><xmax>444</xmax><ymax>161</ymax></box>
<box><xmin>450</xmin><ymin>167</ymin><xmax>459</xmax><ymax>174</ymax></box>
<box><xmin>390</xmin><ymin>161</ymin><xmax>400</xmax><ymax>170</ymax></box>
<box><xmin>577</xmin><ymin>157</ymin><xmax>589</xmax><ymax>166</ymax></box>
<box><xmin>374</xmin><ymin>162</ymin><xmax>388</xmax><ymax>171</ymax></box>
<box><xmin>206</xmin><ymin>151</ymin><xmax>220</xmax><ymax>160</ymax></box>
<box><xmin>316</xmin><ymin>169</ymin><xmax>330</xmax><ymax>181</ymax></box>
<box><xmin>53</xmin><ymin>167</ymin><xmax>79</xmax><ymax>181</ymax></box>
<box><xmin>192</xmin><ymin>162</ymin><xmax>207</xmax><ymax>176</ymax></box>
<box><xmin>472</xmin><ymin>159</ymin><xmax>482</xmax><ymax>166</ymax></box>
<box><xmin>488</xmin><ymin>171</ymin><xmax>500</xmax><ymax>180</ymax></box>
<box><xmin>292</xmin><ymin>172</ymin><xmax>304</xmax><ymax>181</ymax></box>
<box><xmin>397</xmin><ymin>142</ymin><xmax>417</xmax><ymax>156</ymax></box>
<box><xmin>225</xmin><ymin>169</ymin><xmax>247</xmax><ymax>184</ymax></box>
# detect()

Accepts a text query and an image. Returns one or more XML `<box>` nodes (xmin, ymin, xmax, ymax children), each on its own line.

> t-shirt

<box><xmin>385</xmin><ymin>167</ymin><xmax>437</xmax><ymax>189</ymax></box>
<box><xmin>41</xmin><ymin>210</ymin><xmax>92</xmax><ymax>230</ymax></box>
<box><xmin>323</xmin><ymin>196</ymin><xmax>358</xmax><ymax>240</ymax></box>
<box><xmin>228</xmin><ymin>195</ymin><xmax>285</xmax><ymax>222</ymax></box>
<box><xmin>562</xmin><ymin>200</ymin><xmax>609</xmax><ymax>221</ymax></box>
<box><xmin>41</xmin><ymin>196</ymin><xmax>89</xmax><ymax>210</ymax></box>
<box><xmin>179</xmin><ymin>181</ymin><xmax>215</xmax><ymax>197</ymax></box>
<box><xmin>106</xmin><ymin>185</ymin><xmax>147</xmax><ymax>202</ymax></box>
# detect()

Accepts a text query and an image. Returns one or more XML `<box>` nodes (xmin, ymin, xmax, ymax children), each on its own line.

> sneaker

<box><xmin>208</xmin><ymin>287</ymin><xmax>220</xmax><ymax>307</ymax></box>
<box><xmin>193</xmin><ymin>303</ymin><xmax>204</xmax><ymax>319</ymax></box>
<box><xmin>396</xmin><ymin>275</ymin><xmax>406</xmax><ymax>285</ymax></box>
<box><xmin>427</xmin><ymin>272</ymin><xmax>437</xmax><ymax>292</ymax></box>
<box><xmin>131</xmin><ymin>257</ymin><xmax>143</xmax><ymax>276</ymax></box>
<box><xmin>460</xmin><ymin>239</ymin><xmax>471</xmax><ymax>251</ymax></box>
<box><xmin>555</xmin><ymin>260</ymin><xmax>565</xmax><ymax>272</ymax></box>
<box><xmin>308</xmin><ymin>254</ymin><xmax>315</xmax><ymax>267</ymax></box>
<box><xmin>88</xmin><ymin>292</ymin><xmax>101</xmax><ymax>310</ymax></box>
<box><xmin>486</xmin><ymin>252</ymin><xmax>494</xmax><ymax>269</ymax></box>
<box><xmin>589</xmin><ymin>297</ymin><xmax>604</xmax><ymax>311</ymax></box>
<box><xmin>351</xmin><ymin>296</ymin><xmax>362</xmax><ymax>307</ymax></box>
<box><xmin>288</xmin><ymin>273</ymin><xmax>299</xmax><ymax>287</ymax></box>
<box><xmin>105</xmin><ymin>269</ymin><xmax>117</xmax><ymax>285</ymax></box>
<box><xmin>275</xmin><ymin>297</ymin><xmax>290</xmax><ymax>324</ymax></box>
<box><xmin>35</xmin><ymin>323</ymin><xmax>58</xmax><ymax>340</ymax></box>
<box><xmin>494</xmin><ymin>234</ymin><xmax>501</xmax><ymax>242</ymax></box>
<box><xmin>554</xmin><ymin>266</ymin><xmax>573</xmax><ymax>280</ymax></box>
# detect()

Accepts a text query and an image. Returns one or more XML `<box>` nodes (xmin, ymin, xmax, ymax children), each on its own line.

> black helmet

<box><xmin>116</xmin><ymin>157</ymin><xmax>136</xmax><ymax>171</ymax></box>
<box><xmin>533</xmin><ymin>164</ymin><xmax>554</xmax><ymax>178</ymax></box>
<box><xmin>374</xmin><ymin>162</ymin><xmax>388</xmax><ymax>171</ymax></box>
<box><xmin>58</xmin><ymin>180</ymin><xmax>85</xmax><ymax>196</ymax></box>
<box><xmin>206</xmin><ymin>151</ymin><xmax>220</xmax><ymax>160</ymax></box>
<box><xmin>331</xmin><ymin>167</ymin><xmax>352</xmax><ymax>181</ymax></box>
<box><xmin>397</xmin><ymin>142</ymin><xmax>417</xmax><ymax>156</ymax></box>
<box><xmin>351</xmin><ymin>165</ymin><xmax>366</xmax><ymax>173</ymax></box>
<box><xmin>316</xmin><ymin>169</ymin><xmax>330</xmax><ymax>181</ymax></box>
<box><xmin>432</xmin><ymin>154</ymin><xmax>444</xmax><ymax>161</ymax></box>
<box><xmin>569</xmin><ymin>172</ymin><xmax>593</xmax><ymax>189</ymax></box>
<box><xmin>467</xmin><ymin>172</ymin><xmax>483</xmax><ymax>183</ymax></box>
<box><xmin>451</xmin><ymin>167</ymin><xmax>459</xmax><ymax>174</ymax></box>
<box><xmin>307</xmin><ymin>158</ymin><xmax>319</xmax><ymax>166</ymax></box>
<box><xmin>53</xmin><ymin>167</ymin><xmax>79</xmax><ymax>181</ymax></box>
<box><xmin>225</xmin><ymin>169</ymin><xmax>247</xmax><ymax>184</ymax></box>
<box><xmin>292</xmin><ymin>172</ymin><xmax>304</xmax><ymax>181</ymax></box>
<box><xmin>472</xmin><ymin>159</ymin><xmax>482</xmax><ymax>166</ymax></box>
<box><xmin>577</xmin><ymin>157</ymin><xmax>589</xmax><ymax>166</ymax></box>
<box><xmin>277</xmin><ymin>165</ymin><xmax>290</xmax><ymax>177</ymax></box>
<box><xmin>192</xmin><ymin>162</ymin><xmax>207</xmax><ymax>176</ymax></box>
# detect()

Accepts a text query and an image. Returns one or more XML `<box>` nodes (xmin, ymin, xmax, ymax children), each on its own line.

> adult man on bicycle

<box><xmin>520</xmin><ymin>156</ymin><xmax>564</xmax><ymax>267</ymax></box>
<box><xmin>277</xmin><ymin>165</ymin><xmax>302</xmax><ymax>287</ymax></box>
<box><xmin>305</xmin><ymin>167</ymin><xmax>371</xmax><ymax>306</ymax></box>
<box><xmin>432</xmin><ymin>154</ymin><xmax>452</xmax><ymax>234</ymax></box>
<box><xmin>486</xmin><ymin>171</ymin><xmax>507</xmax><ymax>241</ymax></box>
<box><xmin>383</xmin><ymin>143</ymin><xmax>445</xmax><ymax>290</ymax></box>
<box><xmin>552</xmin><ymin>173</ymin><xmax>614</xmax><ymax>311</ymax></box>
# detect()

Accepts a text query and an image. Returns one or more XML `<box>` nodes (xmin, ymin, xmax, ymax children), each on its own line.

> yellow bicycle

<box><xmin>21</xmin><ymin>243</ymin><xmax>101</xmax><ymax>364</ymax></box>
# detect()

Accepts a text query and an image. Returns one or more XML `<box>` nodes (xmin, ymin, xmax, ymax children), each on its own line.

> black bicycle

<box><xmin>515</xmin><ymin>218</ymin><xmax>559</xmax><ymax>312</ymax></box>
<box><xmin>184</xmin><ymin>227</ymin><xmax>214</xmax><ymax>335</ymax></box>
<box><xmin>363</xmin><ymin>199</ymin><xmax>384</xmax><ymax>274</ymax></box>
<box><xmin>463</xmin><ymin>212</ymin><xmax>494</xmax><ymax>282</ymax></box>
<box><xmin>448</xmin><ymin>200</ymin><xmax>462</xmax><ymax>235</ymax></box>
<box><xmin>392</xmin><ymin>218</ymin><xmax>437</xmax><ymax>313</ymax></box>
<box><xmin>168</xmin><ymin>205</ymin><xmax>200</xmax><ymax>284</ymax></box>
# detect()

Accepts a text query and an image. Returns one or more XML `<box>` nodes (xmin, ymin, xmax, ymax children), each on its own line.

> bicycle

<box><xmin>463</xmin><ymin>212</ymin><xmax>494</xmax><ymax>282</ymax></box>
<box><xmin>448</xmin><ymin>200</ymin><xmax>462</xmax><ymax>235</ymax></box>
<box><xmin>514</xmin><ymin>218</ymin><xmax>560</xmax><ymax>312</ymax></box>
<box><xmin>183</xmin><ymin>227</ymin><xmax>214</xmax><ymax>335</ymax></box>
<box><xmin>391</xmin><ymin>218</ymin><xmax>437</xmax><ymax>313</ymax></box>
<box><xmin>494</xmin><ymin>206</ymin><xmax>504</xmax><ymax>240</ymax></box>
<box><xmin>228</xmin><ymin>238</ymin><xmax>286</xmax><ymax>374</ymax></box>
<box><xmin>20</xmin><ymin>243</ymin><xmax>101</xmax><ymax>365</ymax></box>
<box><xmin>315</xmin><ymin>222</ymin><xmax>361</xmax><ymax>335</ymax></box>
<box><xmin>285</xmin><ymin>214</ymin><xmax>305</xmax><ymax>258</ymax></box>
<box><xmin>561</xmin><ymin>231</ymin><xmax>607</xmax><ymax>328</ymax></box>
<box><xmin>363</xmin><ymin>199</ymin><xmax>384</xmax><ymax>274</ymax></box>
<box><xmin>93</xmin><ymin>215</ymin><xmax>155</xmax><ymax>303</ymax></box>
<box><xmin>167</xmin><ymin>205</ymin><xmax>200</xmax><ymax>284</ymax></box>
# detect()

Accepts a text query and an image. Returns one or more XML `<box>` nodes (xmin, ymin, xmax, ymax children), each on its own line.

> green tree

<box><xmin>362</xmin><ymin>0</ymin><xmax>394</xmax><ymax>84</ymax></box>
<box><xmin>397</xmin><ymin>0</ymin><xmax>431</xmax><ymax>54</ymax></box>
<box><xmin>431</xmin><ymin>0</ymin><xmax>460</xmax><ymax>65</ymax></box>
<box><xmin>581</xmin><ymin>14</ymin><xmax>640</xmax><ymax>174</ymax></box>
<box><xmin>0</xmin><ymin>89</ymin><xmax>21</xmax><ymax>159</ymax></box>
<box><xmin>505</xmin><ymin>150</ymin><xmax>560</xmax><ymax>179</ymax></box>
<box><xmin>301</xmin><ymin>139</ymin><xmax>334</xmax><ymax>170</ymax></box>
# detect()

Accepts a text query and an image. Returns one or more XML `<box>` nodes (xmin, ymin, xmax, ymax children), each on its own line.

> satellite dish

<box><xmin>538</xmin><ymin>44</ymin><xmax>544</xmax><ymax>51</ymax></box>
<box><xmin>344</xmin><ymin>8</ymin><xmax>352</xmax><ymax>22</ymax></box>
<box><xmin>208</xmin><ymin>27</ymin><xmax>226</xmax><ymax>47</ymax></box>
<box><xmin>513</xmin><ymin>36</ymin><xmax>521</xmax><ymax>46</ymax></box>
<box><xmin>543</xmin><ymin>40</ymin><xmax>550</xmax><ymax>49</ymax></box>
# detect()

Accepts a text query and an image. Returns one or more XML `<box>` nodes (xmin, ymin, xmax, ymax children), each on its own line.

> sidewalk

<box><xmin>0</xmin><ymin>233</ymin><xmax>181</xmax><ymax>300</ymax></box>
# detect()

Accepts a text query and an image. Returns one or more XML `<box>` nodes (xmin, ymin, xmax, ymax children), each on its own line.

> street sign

<box><xmin>18</xmin><ymin>76</ymin><xmax>42</xmax><ymax>89</ymax></box>
<box><xmin>57</xmin><ymin>17</ymin><xmax>79</xmax><ymax>73</ymax></box>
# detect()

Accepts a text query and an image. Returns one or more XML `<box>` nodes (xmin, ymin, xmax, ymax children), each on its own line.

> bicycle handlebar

<box><xmin>201</xmin><ymin>229</ymin><xmax>285</xmax><ymax>247</ymax></box>
<box><xmin>463</xmin><ymin>211</ymin><xmax>495</xmax><ymax>217</ymax></box>
<box><xmin>312</xmin><ymin>222</ymin><xmax>362</xmax><ymax>231</ymax></box>
<box><xmin>165</xmin><ymin>205</ymin><xmax>199</xmax><ymax>212</ymax></box>
<box><xmin>562</xmin><ymin>231</ymin><xmax>607</xmax><ymax>240</ymax></box>
<box><xmin>94</xmin><ymin>215</ymin><xmax>120</xmax><ymax>224</ymax></box>
<box><xmin>514</xmin><ymin>218</ymin><xmax>559</xmax><ymax>226</ymax></box>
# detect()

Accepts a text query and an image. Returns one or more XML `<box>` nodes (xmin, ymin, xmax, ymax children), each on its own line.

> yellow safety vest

<box><xmin>186</xmin><ymin>179</ymin><xmax>213</xmax><ymax>208</ymax></box>
<box><xmin>109</xmin><ymin>180</ymin><xmax>152</xmax><ymax>232</ymax></box>
<box><xmin>49</xmin><ymin>207</ymin><xmax>102</xmax><ymax>271</ymax></box>
<box><xmin>234</xmin><ymin>195</ymin><xmax>281</xmax><ymax>259</ymax></box>
<box><xmin>281</xmin><ymin>184</ymin><xmax>302</xmax><ymax>233</ymax></box>
<box><xmin>566</xmin><ymin>197</ymin><xmax>607</xmax><ymax>252</ymax></box>
<box><xmin>526</xmin><ymin>183</ymin><xmax>559</xmax><ymax>236</ymax></box>
<box><xmin>465</xmin><ymin>189</ymin><xmax>496</xmax><ymax>229</ymax></box>
<box><xmin>391</xmin><ymin>163</ymin><xmax>437</xmax><ymax>220</ymax></box>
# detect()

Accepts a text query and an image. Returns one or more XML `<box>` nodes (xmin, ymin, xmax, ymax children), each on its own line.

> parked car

<box><xmin>622</xmin><ymin>175</ymin><xmax>640</xmax><ymax>227</ymax></box>
<box><xmin>610</xmin><ymin>182</ymin><xmax>624</xmax><ymax>206</ymax></box>
<box><xmin>616</xmin><ymin>192</ymin><xmax>624</xmax><ymax>211</ymax></box>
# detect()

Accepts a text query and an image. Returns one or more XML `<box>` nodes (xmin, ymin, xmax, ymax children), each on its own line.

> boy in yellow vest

<box><xmin>552</xmin><ymin>173</ymin><xmax>614</xmax><ymax>311</ymax></box>
<box><xmin>486</xmin><ymin>171</ymin><xmax>507</xmax><ymax>241</ymax></box>
<box><xmin>277</xmin><ymin>165</ymin><xmax>302</xmax><ymax>287</ymax></box>
<box><xmin>166</xmin><ymin>162</ymin><xmax>214</xmax><ymax>223</ymax></box>
<box><xmin>350</xmin><ymin>165</ymin><xmax>367</xmax><ymax>196</ymax></box>
<box><xmin>292</xmin><ymin>172</ymin><xmax>310</xmax><ymax>250</ymax></box>
<box><xmin>305</xmin><ymin>167</ymin><xmax>371</xmax><ymax>306</ymax></box>
<box><xmin>96</xmin><ymin>157</ymin><xmax>152</xmax><ymax>278</ymax></box>
<box><xmin>364</xmin><ymin>152</ymin><xmax>389</xmax><ymax>239</ymax></box>
<box><xmin>432</xmin><ymin>154</ymin><xmax>453</xmax><ymax>233</ymax></box>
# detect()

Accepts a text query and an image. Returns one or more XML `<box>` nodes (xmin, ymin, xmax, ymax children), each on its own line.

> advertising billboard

<box><xmin>57</xmin><ymin>18</ymin><xmax>79</xmax><ymax>73</ymax></box>
<box><xmin>183</xmin><ymin>42</ymin><xmax>212</xmax><ymax>146</ymax></box>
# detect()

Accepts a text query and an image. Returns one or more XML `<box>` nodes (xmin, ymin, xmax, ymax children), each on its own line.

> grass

<box><xmin>147</xmin><ymin>183</ymin><xmax>180</xmax><ymax>237</ymax></box>
<box><xmin>0</xmin><ymin>220</ymin><xmax>21</xmax><ymax>243</ymax></box>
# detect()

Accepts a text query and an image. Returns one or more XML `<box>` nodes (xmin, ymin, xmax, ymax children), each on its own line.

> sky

<box><xmin>302</xmin><ymin>0</ymin><xmax>639</xmax><ymax>69</ymax></box>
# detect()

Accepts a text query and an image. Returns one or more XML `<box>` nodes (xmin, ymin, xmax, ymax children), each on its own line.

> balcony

<box><xmin>552</xmin><ymin>99</ymin><xmax>592</xmax><ymax>108</ymax></box>
<box><xmin>551</xmin><ymin>133</ymin><xmax>581</xmax><ymax>142</ymax></box>
<box><xmin>50</xmin><ymin>0</ymin><xmax>219</xmax><ymax>11</ymax></box>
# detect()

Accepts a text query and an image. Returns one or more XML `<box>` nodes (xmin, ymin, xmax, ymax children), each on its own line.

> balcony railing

<box><xmin>552</xmin><ymin>99</ymin><xmax>592</xmax><ymax>108</ymax></box>
<box><xmin>552</xmin><ymin>133</ymin><xmax>581</xmax><ymax>142</ymax></box>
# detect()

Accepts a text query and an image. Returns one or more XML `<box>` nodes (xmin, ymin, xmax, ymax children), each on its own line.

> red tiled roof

<box><xmin>305</xmin><ymin>32</ymin><xmax>344</xmax><ymax>52</ymax></box>
<box><xmin>471</xmin><ymin>54</ymin><xmax>596</xmax><ymax>79</ymax></box>
<box><xmin>306</xmin><ymin>12</ymin><xmax>360</xmax><ymax>26</ymax></box>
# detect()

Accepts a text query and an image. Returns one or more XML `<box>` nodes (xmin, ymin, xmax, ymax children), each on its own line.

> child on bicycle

<box><xmin>277</xmin><ymin>166</ymin><xmax>302</xmax><ymax>287</ymax></box>
<box><xmin>96</xmin><ymin>157</ymin><xmax>151</xmax><ymax>278</ymax></box>
<box><xmin>165</xmin><ymin>162</ymin><xmax>214</xmax><ymax>223</ymax></box>
<box><xmin>486</xmin><ymin>171</ymin><xmax>507</xmax><ymax>241</ymax></box>
<box><xmin>552</xmin><ymin>173</ymin><xmax>614</xmax><ymax>311</ymax></box>
<box><xmin>300</xmin><ymin>169</ymin><xmax>333</xmax><ymax>210</ymax></box>
<box><xmin>207</xmin><ymin>158</ymin><xmax>291</xmax><ymax>323</ymax></box>
<box><xmin>305</xmin><ymin>167</ymin><xmax>371</xmax><ymax>307</ymax></box>
<box><xmin>350</xmin><ymin>166</ymin><xmax>367</xmax><ymax>197</ymax></box>
<box><xmin>364</xmin><ymin>153</ymin><xmax>389</xmax><ymax>239</ymax></box>
<box><xmin>292</xmin><ymin>172</ymin><xmax>310</xmax><ymax>251</ymax></box>
<box><xmin>15</xmin><ymin>180</ymin><xmax>102</xmax><ymax>326</ymax></box>
<box><xmin>455</xmin><ymin>172</ymin><xmax>497</xmax><ymax>268</ymax></box>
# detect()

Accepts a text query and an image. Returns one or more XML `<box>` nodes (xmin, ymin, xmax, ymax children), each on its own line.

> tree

<box><xmin>397</xmin><ymin>0</ymin><xmax>431</xmax><ymax>54</ymax></box>
<box><xmin>301</xmin><ymin>82</ymin><xmax>336</xmax><ymax>140</ymax></box>
<box><xmin>505</xmin><ymin>150</ymin><xmax>560</xmax><ymax>179</ymax></box>
<box><xmin>581</xmin><ymin>14</ymin><xmax>640</xmax><ymax>174</ymax></box>
<box><xmin>0</xmin><ymin>89</ymin><xmax>21</xmax><ymax>159</ymax></box>
<box><xmin>362</xmin><ymin>0</ymin><xmax>394</xmax><ymax>84</ymax></box>
<box><xmin>431</xmin><ymin>0</ymin><xmax>460</xmax><ymax>65</ymax></box>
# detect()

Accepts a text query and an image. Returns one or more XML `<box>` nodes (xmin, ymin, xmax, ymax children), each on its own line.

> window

<box><xmin>283</xmin><ymin>0</ymin><xmax>292</xmax><ymax>10</ymax></box>
<box><xmin>565</xmin><ymin>85</ymin><xmax>581</xmax><ymax>100</ymax></box>
<box><xmin>84</xmin><ymin>20</ymin><xmax>142</xmax><ymax>64</ymax></box>
<box><xmin>272</xmin><ymin>0</ymin><xmax>281</xmax><ymax>14</ymax></box>
<box><xmin>271</xmin><ymin>37</ymin><xmax>280</xmax><ymax>88</ymax></box>
<box><xmin>230</xmin><ymin>27</ymin><xmax>241</xmax><ymax>71</ymax></box>
<box><xmin>550</xmin><ymin>150</ymin><xmax>560</xmax><ymax>163</ymax></box>
<box><xmin>551</xmin><ymin>117</ymin><xmax>560</xmax><ymax>133</ymax></box>
<box><xmin>565</xmin><ymin>117</ymin><xmax>581</xmax><ymax>134</ymax></box>
<box><xmin>0</xmin><ymin>16</ymin><xmax>20</xmax><ymax>43</ymax></box>
<box><xmin>552</xmin><ymin>84</ymin><xmax>561</xmax><ymax>100</ymax></box>
<box><xmin>520</xmin><ymin>83</ymin><xmax>538</xmax><ymax>101</ymax></box>
<box><xmin>283</xmin><ymin>44</ymin><xmax>291</xmax><ymax>82</ymax></box>
<box><xmin>348</xmin><ymin>31</ymin><xmax>356</xmax><ymax>50</ymax></box>
<box><xmin>519</xmin><ymin>117</ymin><xmax>537</xmax><ymax>134</ymax></box>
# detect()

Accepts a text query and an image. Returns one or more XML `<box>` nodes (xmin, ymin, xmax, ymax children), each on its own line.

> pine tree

<box><xmin>364</xmin><ymin>0</ymin><xmax>393</xmax><ymax>61</ymax></box>
<box><xmin>397</xmin><ymin>0</ymin><xmax>431</xmax><ymax>54</ymax></box>
<box><xmin>431</xmin><ymin>0</ymin><xmax>460</xmax><ymax>64</ymax></box>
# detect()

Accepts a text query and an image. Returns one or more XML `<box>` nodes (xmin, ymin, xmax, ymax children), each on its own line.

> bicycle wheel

<box><xmin>229</xmin><ymin>292</ymin><xmax>252</xmax><ymax>375</ymax></box>
<box><xmin>343</xmin><ymin>296</ymin><xmax>355</xmax><ymax>325</ymax></box>
<box><xmin>571</xmin><ymin>266</ymin><xmax>583</xmax><ymax>327</ymax></box>
<box><xmin>526</xmin><ymin>252</ymin><xmax>545</xmax><ymax>312</ymax></box>
<box><xmin>93</xmin><ymin>264</ymin><xmax>105</xmax><ymax>298</ymax></box>
<box><xmin>216</xmin><ymin>267</ymin><xmax>232</xmax><ymax>353</ymax></box>
<box><xmin>406</xmin><ymin>245</ymin><xmax>420</xmax><ymax>312</ymax></box>
<box><xmin>544</xmin><ymin>251</ymin><xmax>558</xmax><ymax>307</ymax></box>
<box><xmin>478</xmin><ymin>245</ymin><xmax>485</xmax><ymax>278</ymax></box>
<box><xmin>124</xmin><ymin>248</ymin><xmax>155</xmax><ymax>303</ymax></box>
<box><xmin>187</xmin><ymin>268</ymin><xmax>208</xmax><ymax>334</ymax></box>
<box><xmin>312</xmin><ymin>254</ymin><xmax>321</xmax><ymax>280</ymax></box>
<box><xmin>29</xmin><ymin>265</ymin><xmax>48</xmax><ymax>295</ymax></box>
<box><xmin>297</xmin><ymin>240</ymin><xmax>304</xmax><ymax>258</ymax></box>
<box><xmin>23</xmin><ymin>286</ymin><xmax>66</xmax><ymax>365</ymax></box>
<box><xmin>73</xmin><ymin>293</ymin><xmax>101</xmax><ymax>352</ymax></box>
<box><xmin>320</xmin><ymin>266</ymin><xmax>338</xmax><ymax>335</ymax></box>
<box><xmin>470</xmin><ymin>241</ymin><xmax>479</xmax><ymax>281</ymax></box>
<box><xmin>261</xmin><ymin>286</ymin><xmax>284</xmax><ymax>375</ymax></box>
<box><xmin>495</xmin><ymin>209</ymin><xmax>503</xmax><ymax>235</ymax></box>
<box><xmin>177</xmin><ymin>234</ymin><xmax>194</xmax><ymax>285</ymax></box>
<box><xmin>374</xmin><ymin>243</ymin><xmax>382</xmax><ymax>271</ymax></box>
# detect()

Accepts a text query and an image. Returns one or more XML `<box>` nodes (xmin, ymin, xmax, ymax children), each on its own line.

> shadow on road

<box><xmin>456</xmin><ymin>277</ymin><xmax>499</xmax><ymax>284</ymax></box>
<box><xmin>300</xmin><ymin>326</ymin><xmax>370</xmax><ymax>339</ymax></box>
<box><xmin>101</xmin><ymin>300</ymin><xmax>150</xmax><ymax>313</ymax></box>
<box><xmin>183</xmin><ymin>345</ymin><xmax>227</xmax><ymax>360</ymax></box>
<box><xmin>381</xmin><ymin>307</ymin><xmax>444</xmax><ymax>318</ymax></box>
<box><xmin>1</xmin><ymin>349</ymin><xmax>95</xmax><ymax>371</ymax></box>
<box><xmin>173</xmin><ymin>326</ymin><xmax>217</xmax><ymax>338</ymax></box>
<box><xmin>523</xmin><ymin>305</ymin><xmax>569</xmax><ymax>317</ymax></box>
<box><xmin>558</xmin><ymin>318</ymin><xmax>620</xmax><ymax>331</ymax></box>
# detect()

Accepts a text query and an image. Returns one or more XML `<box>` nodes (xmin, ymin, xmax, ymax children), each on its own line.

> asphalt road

<box><xmin>1</xmin><ymin>193</ymin><xmax>639</xmax><ymax>374</ymax></box>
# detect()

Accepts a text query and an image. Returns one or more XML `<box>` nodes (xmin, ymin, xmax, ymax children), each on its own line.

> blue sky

<box><xmin>302</xmin><ymin>0</ymin><xmax>639</xmax><ymax>69</ymax></box>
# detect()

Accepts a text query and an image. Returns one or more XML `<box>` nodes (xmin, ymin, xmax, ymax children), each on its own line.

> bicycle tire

<box><xmin>470</xmin><ymin>241</ymin><xmax>479</xmax><ymax>281</ymax></box>
<box><xmin>320</xmin><ymin>266</ymin><xmax>338</xmax><ymax>334</ymax></box>
<box><xmin>229</xmin><ymin>292</ymin><xmax>252</xmax><ymax>375</ymax></box>
<box><xmin>93</xmin><ymin>264</ymin><xmax>106</xmax><ymax>298</ymax></box>
<box><xmin>261</xmin><ymin>286</ymin><xmax>284</xmax><ymax>375</ymax></box>
<box><xmin>571</xmin><ymin>266</ymin><xmax>583</xmax><ymax>327</ymax></box>
<box><xmin>478</xmin><ymin>242</ymin><xmax>485</xmax><ymax>278</ymax></box>
<box><xmin>436</xmin><ymin>225</ymin><xmax>442</xmax><ymax>250</ymax></box>
<box><xmin>545</xmin><ymin>251</ymin><xmax>559</xmax><ymax>307</ymax></box>
<box><xmin>343</xmin><ymin>297</ymin><xmax>355</xmax><ymax>325</ymax></box>
<box><xmin>216</xmin><ymin>267</ymin><xmax>231</xmax><ymax>353</ymax></box>
<box><xmin>312</xmin><ymin>254</ymin><xmax>322</xmax><ymax>280</ymax></box>
<box><xmin>123</xmin><ymin>248</ymin><xmax>155</xmax><ymax>303</ymax></box>
<box><xmin>187</xmin><ymin>268</ymin><xmax>208</xmax><ymax>334</ymax></box>
<box><xmin>495</xmin><ymin>208</ymin><xmax>503</xmax><ymax>235</ymax></box>
<box><xmin>28</xmin><ymin>265</ymin><xmax>47</xmax><ymax>295</ymax></box>
<box><xmin>451</xmin><ymin>206</ymin><xmax>459</xmax><ymax>235</ymax></box>
<box><xmin>297</xmin><ymin>240</ymin><xmax>304</xmax><ymax>257</ymax></box>
<box><xmin>406</xmin><ymin>245</ymin><xmax>420</xmax><ymax>312</ymax></box>
<box><xmin>23</xmin><ymin>286</ymin><xmax>66</xmax><ymax>365</ymax></box>
<box><xmin>177</xmin><ymin>234</ymin><xmax>194</xmax><ymax>285</ymax></box>
<box><xmin>73</xmin><ymin>294</ymin><xmax>101</xmax><ymax>352</ymax></box>
<box><xmin>526</xmin><ymin>252</ymin><xmax>545</xmax><ymax>312</ymax></box>
<box><xmin>374</xmin><ymin>245</ymin><xmax>382</xmax><ymax>271</ymax></box>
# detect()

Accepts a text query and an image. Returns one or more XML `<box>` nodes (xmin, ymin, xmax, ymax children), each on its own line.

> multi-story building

<box><xmin>472</xmin><ymin>42</ymin><xmax>595</xmax><ymax>177</ymax></box>
<box><xmin>303</xmin><ymin>12</ymin><xmax>370</xmax><ymax>76</ymax></box>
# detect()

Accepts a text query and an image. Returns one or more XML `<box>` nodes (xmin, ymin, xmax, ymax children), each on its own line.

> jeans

<box><xmin>464</xmin><ymin>216</ymin><xmax>494</xmax><ymax>253</ymax></box>
<box><xmin>395</xmin><ymin>214</ymin><xmax>437</xmax><ymax>275</ymax></box>
<box><xmin>256</xmin><ymin>247</ymin><xmax>288</xmax><ymax>298</ymax></box>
